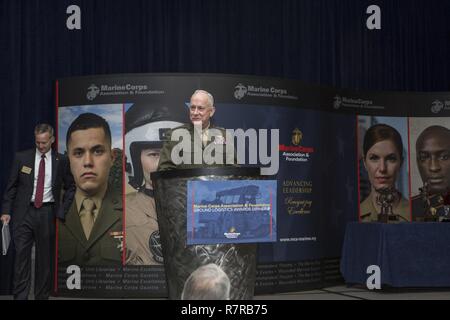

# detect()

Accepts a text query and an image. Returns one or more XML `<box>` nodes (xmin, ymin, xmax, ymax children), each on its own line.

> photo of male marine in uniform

<box><xmin>411</xmin><ymin>125</ymin><xmax>450</xmax><ymax>220</ymax></box>
<box><xmin>58</xmin><ymin>113</ymin><xmax>123</xmax><ymax>267</ymax></box>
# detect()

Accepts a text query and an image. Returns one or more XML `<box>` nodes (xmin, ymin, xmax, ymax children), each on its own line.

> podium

<box><xmin>151</xmin><ymin>167</ymin><xmax>261</xmax><ymax>300</ymax></box>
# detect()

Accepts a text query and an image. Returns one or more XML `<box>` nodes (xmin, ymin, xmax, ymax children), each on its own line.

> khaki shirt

<box><xmin>157</xmin><ymin>123</ymin><xmax>235</xmax><ymax>171</ymax></box>
<box><xmin>125</xmin><ymin>191</ymin><xmax>163</xmax><ymax>265</ymax></box>
<box><xmin>360</xmin><ymin>194</ymin><xmax>410</xmax><ymax>222</ymax></box>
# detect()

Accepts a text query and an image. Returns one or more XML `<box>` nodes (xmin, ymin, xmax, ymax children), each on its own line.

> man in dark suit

<box><xmin>1</xmin><ymin>124</ymin><xmax>70</xmax><ymax>300</ymax></box>
<box><xmin>58</xmin><ymin>113</ymin><xmax>122</xmax><ymax>267</ymax></box>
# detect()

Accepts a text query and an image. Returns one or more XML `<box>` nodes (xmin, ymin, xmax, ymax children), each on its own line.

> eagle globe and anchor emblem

<box><xmin>333</xmin><ymin>95</ymin><xmax>342</xmax><ymax>110</ymax></box>
<box><xmin>87</xmin><ymin>84</ymin><xmax>100</xmax><ymax>101</ymax></box>
<box><xmin>224</xmin><ymin>226</ymin><xmax>240</xmax><ymax>239</ymax></box>
<box><xmin>292</xmin><ymin>128</ymin><xmax>303</xmax><ymax>146</ymax></box>
<box><xmin>431</xmin><ymin>100</ymin><xmax>444</xmax><ymax>114</ymax></box>
<box><xmin>234</xmin><ymin>83</ymin><xmax>248</xmax><ymax>100</ymax></box>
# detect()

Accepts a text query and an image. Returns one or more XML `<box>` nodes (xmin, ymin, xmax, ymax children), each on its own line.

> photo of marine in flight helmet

<box><xmin>125</xmin><ymin>104</ymin><xmax>184</xmax><ymax>190</ymax></box>
<box><xmin>124</xmin><ymin>103</ymin><xmax>184</xmax><ymax>265</ymax></box>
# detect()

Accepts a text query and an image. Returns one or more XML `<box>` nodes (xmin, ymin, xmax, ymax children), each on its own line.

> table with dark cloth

<box><xmin>340</xmin><ymin>222</ymin><xmax>450</xmax><ymax>287</ymax></box>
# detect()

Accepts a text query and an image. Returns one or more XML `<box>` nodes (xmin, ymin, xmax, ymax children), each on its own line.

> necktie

<box><xmin>202</xmin><ymin>130</ymin><xmax>209</xmax><ymax>147</ymax></box>
<box><xmin>34</xmin><ymin>154</ymin><xmax>46</xmax><ymax>208</ymax></box>
<box><xmin>80</xmin><ymin>198</ymin><xmax>95</xmax><ymax>239</ymax></box>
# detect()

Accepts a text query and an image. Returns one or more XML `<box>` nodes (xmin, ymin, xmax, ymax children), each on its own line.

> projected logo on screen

<box><xmin>224</xmin><ymin>227</ymin><xmax>241</xmax><ymax>239</ymax></box>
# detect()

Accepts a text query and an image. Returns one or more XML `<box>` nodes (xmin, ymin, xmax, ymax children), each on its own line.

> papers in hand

<box><xmin>2</xmin><ymin>223</ymin><xmax>11</xmax><ymax>255</ymax></box>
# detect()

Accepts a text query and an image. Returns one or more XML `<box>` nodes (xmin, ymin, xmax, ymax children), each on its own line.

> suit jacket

<box><xmin>57</xmin><ymin>186</ymin><xmax>123</xmax><ymax>266</ymax></box>
<box><xmin>158</xmin><ymin>123</ymin><xmax>236</xmax><ymax>171</ymax></box>
<box><xmin>1</xmin><ymin>148</ymin><xmax>71</xmax><ymax>233</ymax></box>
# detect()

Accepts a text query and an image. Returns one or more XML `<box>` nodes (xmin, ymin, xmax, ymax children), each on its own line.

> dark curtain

<box><xmin>1</xmin><ymin>0</ymin><xmax>450</xmax><ymax>294</ymax></box>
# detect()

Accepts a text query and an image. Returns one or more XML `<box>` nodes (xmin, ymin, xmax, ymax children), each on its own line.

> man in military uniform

<box><xmin>58</xmin><ymin>113</ymin><xmax>122</xmax><ymax>267</ymax></box>
<box><xmin>158</xmin><ymin>90</ymin><xmax>235</xmax><ymax>171</ymax></box>
<box><xmin>411</xmin><ymin>125</ymin><xmax>450</xmax><ymax>221</ymax></box>
<box><xmin>124</xmin><ymin>104</ymin><xmax>182</xmax><ymax>265</ymax></box>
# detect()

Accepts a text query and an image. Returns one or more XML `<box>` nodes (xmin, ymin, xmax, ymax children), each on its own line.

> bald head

<box><xmin>181</xmin><ymin>263</ymin><xmax>230</xmax><ymax>300</ymax></box>
<box><xmin>416</xmin><ymin>126</ymin><xmax>450</xmax><ymax>194</ymax></box>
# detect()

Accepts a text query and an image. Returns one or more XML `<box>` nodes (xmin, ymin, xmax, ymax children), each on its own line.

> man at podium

<box><xmin>157</xmin><ymin>89</ymin><xmax>234</xmax><ymax>170</ymax></box>
<box><xmin>153</xmin><ymin>90</ymin><xmax>256</xmax><ymax>300</ymax></box>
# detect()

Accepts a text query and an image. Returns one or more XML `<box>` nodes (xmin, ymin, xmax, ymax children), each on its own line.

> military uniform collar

<box><xmin>187</xmin><ymin>122</ymin><xmax>213</xmax><ymax>131</ymax></box>
<box><xmin>74</xmin><ymin>185</ymin><xmax>107</xmax><ymax>213</ymax></box>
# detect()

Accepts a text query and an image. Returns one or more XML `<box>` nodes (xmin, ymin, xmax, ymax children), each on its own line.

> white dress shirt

<box><xmin>31</xmin><ymin>149</ymin><xmax>54</xmax><ymax>203</ymax></box>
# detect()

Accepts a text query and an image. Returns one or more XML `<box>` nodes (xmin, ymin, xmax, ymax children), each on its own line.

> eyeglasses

<box><xmin>189</xmin><ymin>105</ymin><xmax>209</xmax><ymax>112</ymax></box>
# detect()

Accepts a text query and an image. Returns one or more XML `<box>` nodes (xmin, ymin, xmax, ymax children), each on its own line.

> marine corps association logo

<box><xmin>292</xmin><ymin>128</ymin><xmax>303</xmax><ymax>146</ymax></box>
<box><xmin>86</xmin><ymin>84</ymin><xmax>100</xmax><ymax>101</ymax></box>
<box><xmin>234</xmin><ymin>83</ymin><xmax>248</xmax><ymax>100</ymax></box>
<box><xmin>149</xmin><ymin>230</ymin><xmax>164</xmax><ymax>264</ymax></box>
<box><xmin>333</xmin><ymin>95</ymin><xmax>342</xmax><ymax>109</ymax></box>
<box><xmin>224</xmin><ymin>226</ymin><xmax>240</xmax><ymax>239</ymax></box>
<box><xmin>431</xmin><ymin>100</ymin><xmax>444</xmax><ymax>114</ymax></box>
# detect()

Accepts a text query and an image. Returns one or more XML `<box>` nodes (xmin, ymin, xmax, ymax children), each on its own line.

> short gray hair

<box><xmin>192</xmin><ymin>90</ymin><xmax>214</xmax><ymax>108</ymax></box>
<box><xmin>34</xmin><ymin>123</ymin><xmax>54</xmax><ymax>137</ymax></box>
<box><xmin>181</xmin><ymin>263</ymin><xmax>230</xmax><ymax>300</ymax></box>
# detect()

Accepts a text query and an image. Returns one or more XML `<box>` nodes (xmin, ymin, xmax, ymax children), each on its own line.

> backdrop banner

<box><xmin>55</xmin><ymin>73</ymin><xmax>450</xmax><ymax>297</ymax></box>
